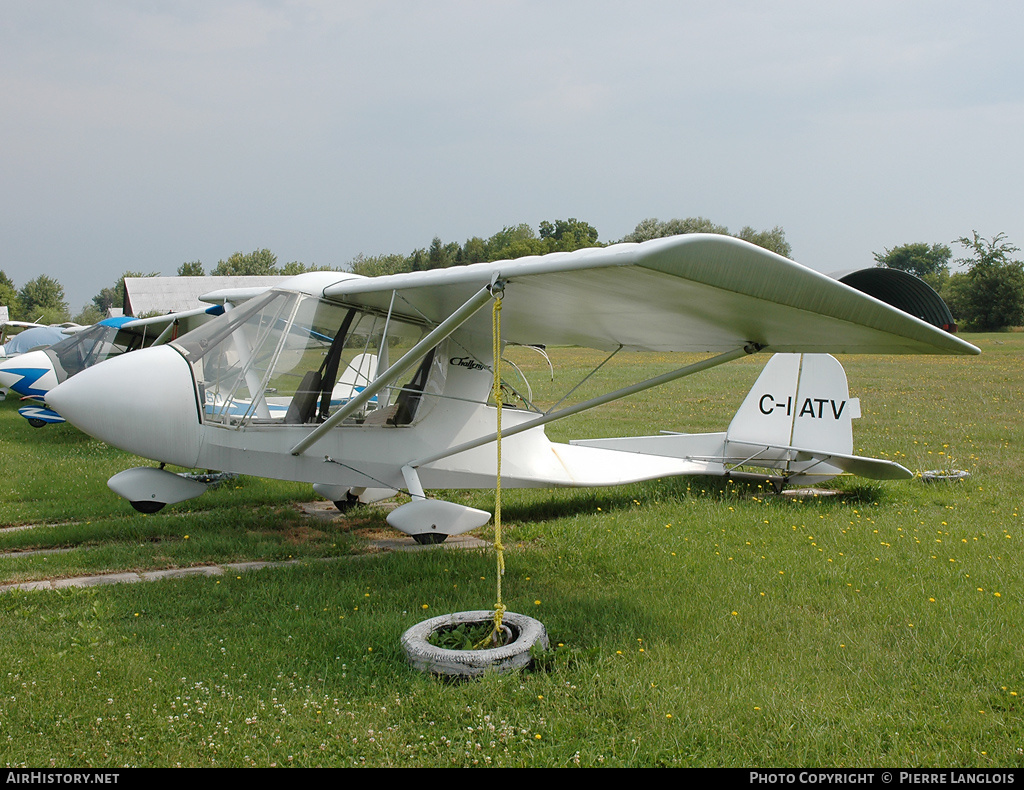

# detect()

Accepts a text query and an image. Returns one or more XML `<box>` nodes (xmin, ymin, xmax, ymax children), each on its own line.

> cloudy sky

<box><xmin>3</xmin><ymin>1</ymin><xmax>1022</xmax><ymax>314</ymax></box>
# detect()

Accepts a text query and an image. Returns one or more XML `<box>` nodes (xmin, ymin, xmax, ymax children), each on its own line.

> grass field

<box><xmin>0</xmin><ymin>333</ymin><xmax>1021</xmax><ymax>767</ymax></box>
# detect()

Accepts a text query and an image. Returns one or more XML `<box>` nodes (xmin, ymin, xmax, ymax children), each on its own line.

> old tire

<box><xmin>922</xmin><ymin>469</ymin><xmax>970</xmax><ymax>483</ymax></box>
<box><xmin>401</xmin><ymin>610</ymin><xmax>549</xmax><ymax>678</ymax></box>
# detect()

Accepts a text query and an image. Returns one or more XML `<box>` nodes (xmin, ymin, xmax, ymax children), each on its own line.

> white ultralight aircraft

<box><xmin>45</xmin><ymin>235</ymin><xmax>979</xmax><ymax>543</ymax></box>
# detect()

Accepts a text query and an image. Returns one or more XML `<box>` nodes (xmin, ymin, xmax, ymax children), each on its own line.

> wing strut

<box><xmin>289</xmin><ymin>283</ymin><xmax>499</xmax><ymax>457</ymax></box>
<box><xmin>408</xmin><ymin>342</ymin><xmax>765</xmax><ymax>470</ymax></box>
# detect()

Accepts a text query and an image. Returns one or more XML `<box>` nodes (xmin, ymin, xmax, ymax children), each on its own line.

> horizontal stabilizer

<box><xmin>573</xmin><ymin>434</ymin><xmax>910</xmax><ymax>481</ymax></box>
<box><xmin>724</xmin><ymin>440</ymin><xmax>913</xmax><ymax>480</ymax></box>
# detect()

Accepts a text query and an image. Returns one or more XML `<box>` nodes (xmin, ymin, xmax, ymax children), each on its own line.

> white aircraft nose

<box><xmin>0</xmin><ymin>350</ymin><xmax>56</xmax><ymax>395</ymax></box>
<box><xmin>46</xmin><ymin>345</ymin><xmax>203</xmax><ymax>468</ymax></box>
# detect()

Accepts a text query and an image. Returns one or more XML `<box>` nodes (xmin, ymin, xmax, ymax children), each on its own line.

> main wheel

<box><xmin>130</xmin><ymin>500</ymin><xmax>166</xmax><ymax>514</ymax></box>
<box><xmin>333</xmin><ymin>492</ymin><xmax>360</xmax><ymax>513</ymax></box>
<box><xmin>27</xmin><ymin>418</ymin><xmax>47</xmax><ymax>428</ymax></box>
<box><xmin>413</xmin><ymin>532</ymin><xmax>448</xmax><ymax>545</ymax></box>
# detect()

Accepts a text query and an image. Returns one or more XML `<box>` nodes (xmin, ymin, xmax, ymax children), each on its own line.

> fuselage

<box><xmin>44</xmin><ymin>280</ymin><xmax>697</xmax><ymax>493</ymax></box>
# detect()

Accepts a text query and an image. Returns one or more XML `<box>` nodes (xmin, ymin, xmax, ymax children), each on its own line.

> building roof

<box><xmin>838</xmin><ymin>268</ymin><xmax>957</xmax><ymax>332</ymax></box>
<box><xmin>122</xmin><ymin>276</ymin><xmax>286</xmax><ymax>316</ymax></box>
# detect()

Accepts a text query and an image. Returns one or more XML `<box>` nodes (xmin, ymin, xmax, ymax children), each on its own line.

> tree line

<box><xmin>4</xmin><ymin>217</ymin><xmax>1020</xmax><ymax>331</ymax></box>
<box><xmin>1</xmin><ymin>217</ymin><xmax>790</xmax><ymax>325</ymax></box>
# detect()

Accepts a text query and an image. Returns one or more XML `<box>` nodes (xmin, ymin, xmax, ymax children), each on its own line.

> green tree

<box><xmin>348</xmin><ymin>253</ymin><xmax>410</xmax><ymax>278</ymax></box>
<box><xmin>736</xmin><ymin>226</ymin><xmax>792</xmax><ymax>259</ymax></box>
<box><xmin>409</xmin><ymin>248</ymin><xmax>428</xmax><ymax>272</ymax></box>
<box><xmin>484</xmin><ymin>224</ymin><xmax>538</xmax><ymax>261</ymax></box>
<box><xmin>539</xmin><ymin>218</ymin><xmax>600</xmax><ymax>250</ymax></box>
<box><xmin>621</xmin><ymin>216</ymin><xmax>729</xmax><ymax>243</ymax></box>
<box><xmin>345</xmin><ymin>220</ymin><xmax>604</xmax><ymax>278</ymax></box>
<box><xmin>0</xmin><ymin>271</ymin><xmax>22</xmax><ymax>320</ymax></box>
<box><xmin>484</xmin><ymin>220</ymin><xmax>603</xmax><ymax>261</ymax></box>
<box><xmin>941</xmin><ymin>232</ymin><xmax>1024</xmax><ymax>331</ymax></box>
<box><xmin>461</xmin><ymin>237</ymin><xmax>487</xmax><ymax>264</ymax></box>
<box><xmin>19</xmin><ymin>275</ymin><xmax>69</xmax><ymax>322</ymax></box>
<box><xmin>73</xmin><ymin>304</ymin><xmax>105</xmax><ymax>325</ymax></box>
<box><xmin>177</xmin><ymin>260</ymin><xmax>205</xmax><ymax>276</ymax></box>
<box><xmin>620</xmin><ymin>217</ymin><xmax>791</xmax><ymax>257</ymax></box>
<box><xmin>280</xmin><ymin>261</ymin><xmax>307</xmax><ymax>276</ymax></box>
<box><xmin>427</xmin><ymin>237</ymin><xmax>453</xmax><ymax>270</ymax></box>
<box><xmin>211</xmin><ymin>249</ymin><xmax>278</xmax><ymax>276</ymax></box>
<box><xmin>873</xmin><ymin>242</ymin><xmax>952</xmax><ymax>290</ymax></box>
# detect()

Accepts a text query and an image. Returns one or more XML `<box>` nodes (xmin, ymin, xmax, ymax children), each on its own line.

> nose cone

<box><xmin>46</xmin><ymin>345</ymin><xmax>203</xmax><ymax>468</ymax></box>
<box><xmin>0</xmin><ymin>350</ymin><xmax>58</xmax><ymax>397</ymax></box>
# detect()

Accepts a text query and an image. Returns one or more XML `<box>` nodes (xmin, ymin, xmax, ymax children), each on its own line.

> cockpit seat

<box><xmin>286</xmin><ymin>370</ymin><xmax>323</xmax><ymax>424</ymax></box>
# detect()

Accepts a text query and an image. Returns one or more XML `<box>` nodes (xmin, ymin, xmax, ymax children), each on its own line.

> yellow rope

<box><xmin>475</xmin><ymin>292</ymin><xmax>506</xmax><ymax>649</ymax></box>
<box><xmin>492</xmin><ymin>294</ymin><xmax>505</xmax><ymax>608</ymax></box>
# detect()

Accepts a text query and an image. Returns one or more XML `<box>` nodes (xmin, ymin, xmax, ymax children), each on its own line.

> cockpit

<box><xmin>172</xmin><ymin>290</ymin><xmax>447</xmax><ymax>428</ymax></box>
<box><xmin>47</xmin><ymin>320</ymin><xmax>145</xmax><ymax>379</ymax></box>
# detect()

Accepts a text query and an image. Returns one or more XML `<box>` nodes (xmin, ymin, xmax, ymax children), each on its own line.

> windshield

<box><xmin>175</xmin><ymin>291</ymin><xmax>437</xmax><ymax>427</ymax></box>
<box><xmin>47</xmin><ymin>323</ymin><xmax>143</xmax><ymax>378</ymax></box>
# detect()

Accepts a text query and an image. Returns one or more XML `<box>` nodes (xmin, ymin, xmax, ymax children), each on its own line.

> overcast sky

<box><xmin>3</xmin><ymin>0</ymin><xmax>1023</xmax><ymax>314</ymax></box>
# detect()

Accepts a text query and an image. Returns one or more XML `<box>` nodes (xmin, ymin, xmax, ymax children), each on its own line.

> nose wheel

<box><xmin>130</xmin><ymin>500</ymin><xmax>166</xmax><ymax>514</ymax></box>
<box><xmin>412</xmin><ymin>532</ymin><xmax>449</xmax><ymax>545</ymax></box>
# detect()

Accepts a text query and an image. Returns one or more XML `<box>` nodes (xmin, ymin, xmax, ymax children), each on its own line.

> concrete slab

<box><xmin>0</xmin><ymin>498</ymin><xmax>492</xmax><ymax>594</ymax></box>
<box><xmin>369</xmin><ymin>533</ymin><xmax>490</xmax><ymax>552</ymax></box>
<box><xmin>50</xmin><ymin>572</ymin><xmax>143</xmax><ymax>589</ymax></box>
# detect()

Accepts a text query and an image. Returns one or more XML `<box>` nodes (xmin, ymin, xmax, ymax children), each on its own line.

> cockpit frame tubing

<box><xmin>289</xmin><ymin>283</ymin><xmax>498</xmax><ymax>457</ymax></box>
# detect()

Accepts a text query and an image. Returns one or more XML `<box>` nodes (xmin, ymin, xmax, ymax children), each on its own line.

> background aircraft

<box><xmin>0</xmin><ymin>307</ymin><xmax>223</xmax><ymax>425</ymax></box>
<box><xmin>0</xmin><ymin>323</ymin><xmax>71</xmax><ymax>360</ymax></box>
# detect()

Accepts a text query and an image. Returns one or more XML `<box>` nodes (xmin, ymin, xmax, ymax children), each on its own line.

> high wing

<box><xmin>111</xmin><ymin>304</ymin><xmax>226</xmax><ymax>345</ymax></box>
<box><xmin>320</xmin><ymin>234</ymin><xmax>978</xmax><ymax>356</ymax></box>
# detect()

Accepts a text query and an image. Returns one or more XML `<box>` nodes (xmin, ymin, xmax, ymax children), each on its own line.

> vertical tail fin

<box><xmin>726</xmin><ymin>353</ymin><xmax>860</xmax><ymax>454</ymax></box>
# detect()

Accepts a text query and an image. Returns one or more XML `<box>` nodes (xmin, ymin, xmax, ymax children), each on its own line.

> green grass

<box><xmin>1</xmin><ymin>335</ymin><xmax>1022</xmax><ymax>767</ymax></box>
